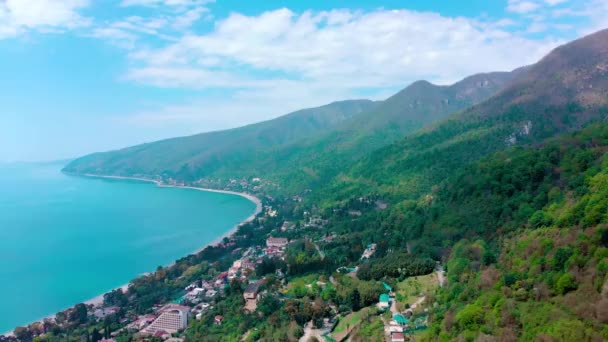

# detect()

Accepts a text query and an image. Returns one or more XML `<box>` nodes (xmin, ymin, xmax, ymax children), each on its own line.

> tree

<box><xmin>13</xmin><ymin>327</ymin><xmax>32</xmax><ymax>342</ymax></box>
<box><xmin>455</xmin><ymin>304</ymin><xmax>484</xmax><ymax>331</ymax></box>
<box><xmin>91</xmin><ymin>328</ymin><xmax>102</xmax><ymax>342</ymax></box>
<box><xmin>350</xmin><ymin>288</ymin><xmax>361</xmax><ymax>311</ymax></box>
<box><xmin>555</xmin><ymin>273</ymin><xmax>577</xmax><ymax>295</ymax></box>
<box><xmin>69</xmin><ymin>303</ymin><xmax>88</xmax><ymax>325</ymax></box>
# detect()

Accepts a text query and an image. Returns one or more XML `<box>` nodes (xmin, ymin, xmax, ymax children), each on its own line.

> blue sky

<box><xmin>0</xmin><ymin>0</ymin><xmax>606</xmax><ymax>162</ymax></box>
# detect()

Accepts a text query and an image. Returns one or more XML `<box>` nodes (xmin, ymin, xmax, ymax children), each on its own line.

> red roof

<box><xmin>154</xmin><ymin>330</ymin><xmax>168</xmax><ymax>337</ymax></box>
<box><xmin>391</xmin><ymin>332</ymin><xmax>405</xmax><ymax>340</ymax></box>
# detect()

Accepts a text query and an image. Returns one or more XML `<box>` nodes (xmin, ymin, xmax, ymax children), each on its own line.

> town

<box><xmin>3</xmin><ymin>176</ymin><xmax>443</xmax><ymax>342</ymax></box>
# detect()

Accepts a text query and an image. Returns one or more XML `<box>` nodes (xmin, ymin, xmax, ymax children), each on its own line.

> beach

<box><xmin>3</xmin><ymin>173</ymin><xmax>262</xmax><ymax>336</ymax></box>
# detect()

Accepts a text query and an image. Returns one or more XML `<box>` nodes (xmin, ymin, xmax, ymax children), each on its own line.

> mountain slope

<box><xmin>63</xmin><ymin>70</ymin><xmax>518</xmax><ymax>190</ymax></box>
<box><xmin>399</xmin><ymin>123</ymin><xmax>608</xmax><ymax>340</ymax></box>
<box><xmin>63</xmin><ymin>99</ymin><xmax>377</xmax><ymax>177</ymax></box>
<box><xmin>252</xmin><ymin>71</ymin><xmax>521</xmax><ymax>190</ymax></box>
<box><xmin>332</xmin><ymin>28</ymin><xmax>608</xmax><ymax>202</ymax></box>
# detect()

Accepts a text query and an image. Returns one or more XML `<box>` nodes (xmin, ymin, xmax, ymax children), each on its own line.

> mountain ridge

<box><xmin>329</xmin><ymin>28</ymin><xmax>608</xmax><ymax>203</ymax></box>
<box><xmin>64</xmin><ymin>70</ymin><xmax>519</xmax><ymax>189</ymax></box>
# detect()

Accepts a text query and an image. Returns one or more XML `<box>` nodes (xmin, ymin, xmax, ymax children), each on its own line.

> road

<box><xmin>437</xmin><ymin>264</ymin><xmax>446</xmax><ymax>287</ymax></box>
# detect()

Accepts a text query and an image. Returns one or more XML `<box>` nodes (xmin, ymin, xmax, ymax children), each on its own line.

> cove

<box><xmin>0</xmin><ymin>162</ymin><xmax>256</xmax><ymax>333</ymax></box>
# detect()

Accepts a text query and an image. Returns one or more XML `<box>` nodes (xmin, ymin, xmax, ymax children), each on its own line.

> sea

<box><xmin>0</xmin><ymin>162</ymin><xmax>256</xmax><ymax>333</ymax></box>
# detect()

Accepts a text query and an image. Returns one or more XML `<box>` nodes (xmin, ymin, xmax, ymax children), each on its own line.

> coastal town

<box><xmin>2</xmin><ymin>175</ymin><xmax>443</xmax><ymax>342</ymax></box>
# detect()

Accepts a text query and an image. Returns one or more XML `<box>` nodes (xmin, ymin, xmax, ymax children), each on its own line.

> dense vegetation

<box><xmin>409</xmin><ymin>123</ymin><xmax>608</xmax><ymax>340</ymax></box>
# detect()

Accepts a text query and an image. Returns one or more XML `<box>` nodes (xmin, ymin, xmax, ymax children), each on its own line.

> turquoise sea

<box><xmin>0</xmin><ymin>162</ymin><xmax>256</xmax><ymax>333</ymax></box>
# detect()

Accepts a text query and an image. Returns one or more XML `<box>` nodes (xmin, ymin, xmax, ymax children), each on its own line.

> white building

<box><xmin>142</xmin><ymin>304</ymin><xmax>190</xmax><ymax>334</ymax></box>
<box><xmin>266</xmin><ymin>237</ymin><xmax>288</xmax><ymax>248</ymax></box>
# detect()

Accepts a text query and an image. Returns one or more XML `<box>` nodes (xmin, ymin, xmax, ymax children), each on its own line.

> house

<box><xmin>377</xmin><ymin>293</ymin><xmax>391</xmax><ymax>310</ymax></box>
<box><xmin>348</xmin><ymin>210</ymin><xmax>362</xmax><ymax>216</ymax></box>
<box><xmin>391</xmin><ymin>332</ymin><xmax>406</xmax><ymax>342</ymax></box>
<box><xmin>242</xmin><ymin>260</ymin><xmax>256</xmax><ymax>271</ymax></box>
<box><xmin>393</xmin><ymin>314</ymin><xmax>409</xmax><ymax>326</ymax></box>
<box><xmin>93</xmin><ymin>306</ymin><xmax>120</xmax><ymax>320</ymax></box>
<box><xmin>243</xmin><ymin>283</ymin><xmax>261</xmax><ymax>301</ymax></box>
<box><xmin>361</xmin><ymin>243</ymin><xmax>377</xmax><ymax>260</ymax></box>
<box><xmin>244</xmin><ymin>282</ymin><xmax>262</xmax><ymax>312</ymax></box>
<box><xmin>266</xmin><ymin>237</ymin><xmax>288</xmax><ymax>248</ymax></box>
<box><xmin>389</xmin><ymin>323</ymin><xmax>404</xmax><ymax>333</ymax></box>
<box><xmin>280</xmin><ymin>221</ymin><xmax>295</xmax><ymax>231</ymax></box>
<box><xmin>201</xmin><ymin>281</ymin><xmax>214</xmax><ymax>291</ymax></box>
<box><xmin>265</xmin><ymin>246</ymin><xmax>284</xmax><ymax>257</ymax></box>
<box><xmin>214</xmin><ymin>315</ymin><xmax>223</xmax><ymax>325</ymax></box>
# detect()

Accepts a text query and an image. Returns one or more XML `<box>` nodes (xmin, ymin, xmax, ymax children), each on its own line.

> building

<box><xmin>142</xmin><ymin>305</ymin><xmax>190</xmax><ymax>334</ymax></box>
<box><xmin>93</xmin><ymin>306</ymin><xmax>120</xmax><ymax>320</ymax></box>
<box><xmin>361</xmin><ymin>243</ymin><xmax>377</xmax><ymax>259</ymax></box>
<box><xmin>244</xmin><ymin>283</ymin><xmax>261</xmax><ymax>301</ymax></box>
<box><xmin>281</xmin><ymin>221</ymin><xmax>295</xmax><ymax>231</ymax></box>
<box><xmin>377</xmin><ymin>293</ymin><xmax>391</xmax><ymax>310</ymax></box>
<box><xmin>244</xmin><ymin>282</ymin><xmax>261</xmax><ymax>312</ymax></box>
<box><xmin>393</xmin><ymin>314</ymin><xmax>409</xmax><ymax>326</ymax></box>
<box><xmin>391</xmin><ymin>332</ymin><xmax>406</xmax><ymax>342</ymax></box>
<box><xmin>214</xmin><ymin>315</ymin><xmax>223</xmax><ymax>325</ymax></box>
<box><xmin>166</xmin><ymin>338</ymin><xmax>185</xmax><ymax>342</ymax></box>
<box><xmin>266</xmin><ymin>237</ymin><xmax>288</xmax><ymax>248</ymax></box>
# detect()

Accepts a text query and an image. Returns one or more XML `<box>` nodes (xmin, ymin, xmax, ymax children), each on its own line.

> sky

<box><xmin>0</xmin><ymin>0</ymin><xmax>607</xmax><ymax>162</ymax></box>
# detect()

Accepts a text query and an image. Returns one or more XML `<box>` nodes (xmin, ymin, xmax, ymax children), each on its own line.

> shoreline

<box><xmin>3</xmin><ymin>173</ymin><xmax>263</xmax><ymax>337</ymax></box>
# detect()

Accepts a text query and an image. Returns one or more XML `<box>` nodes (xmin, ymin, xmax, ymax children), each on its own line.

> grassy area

<box><xmin>395</xmin><ymin>273</ymin><xmax>438</xmax><ymax>308</ymax></box>
<box><xmin>332</xmin><ymin>307</ymin><xmax>372</xmax><ymax>334</ymax></box>
<box><xmin>283</xmin><ymin>274</ymin><xmax>319</xmax><ymax>297</ymax></box>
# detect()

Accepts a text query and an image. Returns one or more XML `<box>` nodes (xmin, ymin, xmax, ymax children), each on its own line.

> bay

<box><xmin>0</xmin><ymin>162</ymin><xmax>256</xmax><ymax>333</ymax></box>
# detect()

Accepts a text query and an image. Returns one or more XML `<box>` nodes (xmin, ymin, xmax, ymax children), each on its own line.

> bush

<box><xmin>455</xmin><ymin>304</ymin><xmax>485</xmax><ymax>331</ymax></box>
<box><xmin>555</xmin><ymin>273</ymin><xmax>577</xmax><ymax>295</ymax></box>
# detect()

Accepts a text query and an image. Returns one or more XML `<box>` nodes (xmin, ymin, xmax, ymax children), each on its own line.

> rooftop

<box><xmin>245</xmin><ymin>282</ymin><xmax>261</xmax><ymax>294</ymax></box>
<box><xmin>393</xmin><ymin>314</ymin><xmax>409</xmax><ymax>325</ymax></box>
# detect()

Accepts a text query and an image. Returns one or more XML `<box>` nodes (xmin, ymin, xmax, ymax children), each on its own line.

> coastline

<box><xmin>4</xmin><ymin>173</ymin><xmax>262</xmax><ymax>336</ymax></box>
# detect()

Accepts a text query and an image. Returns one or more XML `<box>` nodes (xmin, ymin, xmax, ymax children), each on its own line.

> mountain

<box><xmin>64</xmin><ymin>71</ymin><xmax>517</xmax><ymax>189</ymax></box>
<box><xmin>63</xmin><ymin>99</ymin><xmax>377</xmax><ymax>177</ymax></box>
<box><xmin>248</xmin><ymin>71</ymin><xmax>520</xmax><ymax>191</ymax></box>
<box><xmin>333</xmin><ymin>29</ymin><xmax>608</xmax><ymax>202</ymax></box>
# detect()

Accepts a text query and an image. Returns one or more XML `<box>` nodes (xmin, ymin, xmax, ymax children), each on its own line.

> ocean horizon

<box><xmin>0</xmin><ymin>162</ymin><xmax>256</xmax><ymax>333</ymax></box>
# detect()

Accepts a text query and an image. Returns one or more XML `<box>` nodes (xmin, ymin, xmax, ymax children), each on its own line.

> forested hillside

<box><xmin>62</xmin><ymin>99</ymin><xmax>376</xmax><ymax>178</ymax></box>
<box><xmin>63</xmin><ymin>72</ymin><xmax>517</xmax><ymax>191</ymax></box>
<box><xmin>327</xmin><ymin>28</ymin><xmax>608</xmax><ymax>203</ymax></box>
<box><xmin>406</xmin><ymin>124</ymin><xmax>608</xmax><ymax>340</ymax></box>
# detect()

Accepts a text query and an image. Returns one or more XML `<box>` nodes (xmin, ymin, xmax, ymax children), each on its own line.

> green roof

<box><xmin>382</xmin><ymin>282</ymin><xmax>393</xmax><ymax>292</ymax></box>
<box><xmin>393</xmin><ymin>314</ymin><xmax>409</xmax><ymax>324</ymax></box>
<box><xmin>379</xmin><ymin>293</ymin><xmax>390</xmax><ymax>303</ymax></box>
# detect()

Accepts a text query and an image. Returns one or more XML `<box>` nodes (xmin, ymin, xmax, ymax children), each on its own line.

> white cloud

<box><xmin>544</xmin><ymin>0</ymin><xmax>568</xmax><ymax>5</ymax></box>
<box><xmin>581</xmin><ymin>0</ymin><xmax>608</xmax><ymax>34</ymax></box>
<box><xmin>172</xmin><ymin>6</ymin><xmax>208</xmax><ymax>29</ymax></box>
<box><xmin>120</xmin><ymin>0</ymin><xmax>213</xmax><ymax>8</ymax></box>
<box><xmin>125</xmin><ymin>8</ymin><xmax>561</xmax><ymax>91</ymax></box>
<box><xmin>507</xmin><ymin>0</ymin><xmax>541</xmax><ymax>13</ymax></box>
<box><xmin>0</xmin><ymin>0</ymin><xmax>91</xmax><ymax>38</ymax></box>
